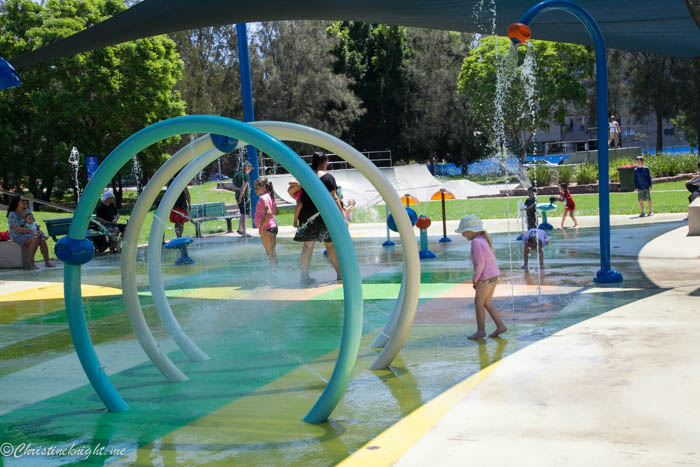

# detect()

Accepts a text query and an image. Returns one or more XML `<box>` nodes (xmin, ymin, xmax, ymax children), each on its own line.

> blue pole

<box><xmin>517</xmin><ymin>0</ymin><xmax>622</xmax><ymax>283</ymax></box>
<box><xmin>236</xmin><ymin>23</ymin><xmax>259</xmax><ymax>226</ymax></box>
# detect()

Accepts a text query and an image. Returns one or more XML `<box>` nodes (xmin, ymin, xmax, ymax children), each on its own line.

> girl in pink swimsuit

<box><xmin>254</xmin><ymin>177</ymin><xmax>279</xmax><ymax>268</ymax></box>
<box><xmin>455</xmin><ymin>214</ymin><xmax>507</xmax><ymax>339</ymax></box>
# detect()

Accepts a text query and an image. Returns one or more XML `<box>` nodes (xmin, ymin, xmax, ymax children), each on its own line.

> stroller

<box><xmin>89</xmin><ymin>217</ymin><xmax>125</xmax><ymax>255</ymax></box>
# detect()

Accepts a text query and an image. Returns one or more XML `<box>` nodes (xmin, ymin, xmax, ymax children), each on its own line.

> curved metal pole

<box><xmin>145</xmin><ymin>146</ymin><xmax>232</xmax><ymax>362</ymax></box>
<box><xmin>147</xmin><ymin>122</ymin><xmax>420</xmax><ymax>371</ymax></box>
<box><xmin>517</xmin><ymin>0</ymin><xmax>622</xmax><ymax>283</ymax></box>
<box><xmin>121</xmin><ymin>136</ymin><xmax>216</xmax><ymax>382</ymax></box>
<box><xmin>61</xmin><ymin>116</ymin><xmax>363</xmax><ymax>422</ymax></box>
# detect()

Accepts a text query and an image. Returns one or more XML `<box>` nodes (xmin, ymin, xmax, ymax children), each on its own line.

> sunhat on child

<box><xmin>455</xmin><ymin>214</ymin><xmax>483</xmax><ymax>233</ymax></box>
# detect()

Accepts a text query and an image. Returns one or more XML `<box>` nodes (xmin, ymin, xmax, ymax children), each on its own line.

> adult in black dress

<box><xmin>293</xmin><ymin>152</ymin><xmax>343</xmax><ymax>286</ymax></box>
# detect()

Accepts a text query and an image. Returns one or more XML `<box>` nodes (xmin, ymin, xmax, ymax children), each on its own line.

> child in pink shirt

<box><xmin>254</xmin><ymin>177</ymin><xmax>279</xmax><ymax>268</ymax></box>
<box><xmin>456</xmin><ymin>214</ymin><xmax>507</xmax><ymax>339</ymax></box>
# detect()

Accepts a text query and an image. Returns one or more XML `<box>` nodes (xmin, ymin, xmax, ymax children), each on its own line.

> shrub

<box><xmin>557</xmin><ymin>165</ymin><xmax>574</xmax><ymax>184</ymax></box>
<box><xmin>609</xmin><ymin>166</ymin><xmax>619</xmax><ymax>182</ymax></box>
<box><xmin>576</xmin><ymin>163</ymin><xmax>598</xmax><ymax>185</ymax></box>
<box><xmin>612</xmin><ymin>156</ymin><xmax>634</xmax><ymax>168</ymax></box>
<box><xmin>527</xmin><ymin>164</ymin><xmax>552</xmax><ymax>187</ymax></box>
<box><xmin>676</xmin><ymin>154</ymin><xmax>699</xmax><ymax>174</ymax></box>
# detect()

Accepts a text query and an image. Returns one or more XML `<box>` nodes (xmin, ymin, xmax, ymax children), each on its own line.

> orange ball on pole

<box><xmin>507</xmin><ymin>22</ymin><xmax>532</xmax><ymax>44</ymax></box>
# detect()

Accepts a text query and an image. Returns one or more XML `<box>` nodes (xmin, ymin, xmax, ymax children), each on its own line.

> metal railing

<box><xmin>258</xmin><ymin>150</ymin><xmax>392</xmax><ymax>175</ymax></box>
<box><xmin>0</xmin><ymin>188</ymin><xmax>75</xmax><ymax>213</ymax></box>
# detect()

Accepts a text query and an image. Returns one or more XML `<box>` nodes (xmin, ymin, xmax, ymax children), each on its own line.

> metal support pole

<box><xmin>236</xmin><ymin>23</ymin><xmax>259</xmax><ymax>228</ymax></box>
<box><xmin>517</xmin><ymin>0</ymin><xmax>622</xmax><ymax>283</ymax></box>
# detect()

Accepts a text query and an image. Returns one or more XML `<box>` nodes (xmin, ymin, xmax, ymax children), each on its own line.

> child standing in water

<box><xmin>254</xmin><ymin>177</ymin><xmax>279</xmax><ymax>268</ymax></box>
<box><xmin>558</xmin><ymin>182</ymin><xmax>578</xmax><ymax>228</ymax></box>
<box><xmin>524</xmin><ymin>186</ymin><xmax>538</xmax><ymax>230</ymax></box>
<box><xmin>288</xmin><ymin>179</ymin><xmax>304</xmax><ymax>228</ymax></box>
<box><xmin>456</xmin><ymin>215</ymin><xmax>507</xmax><ymax>339</ymax></box>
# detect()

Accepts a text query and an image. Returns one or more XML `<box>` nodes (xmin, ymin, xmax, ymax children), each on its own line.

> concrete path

<box><xmin>345</xmin><ymin>223</ymin><xmax>700</xmax><ymax>466</ymax></box>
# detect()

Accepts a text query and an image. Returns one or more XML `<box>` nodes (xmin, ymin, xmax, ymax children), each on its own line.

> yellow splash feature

<box><xmin>0</xmin><ymin>284</ymin><xmax>122</xmax><ymax>324</ymax></box>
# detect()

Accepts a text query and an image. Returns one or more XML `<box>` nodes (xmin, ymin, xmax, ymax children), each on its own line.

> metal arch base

<box><xmin>64</xmin><ymin>115</ymin><xmax>363</xmax><ymax>423</ymax></box>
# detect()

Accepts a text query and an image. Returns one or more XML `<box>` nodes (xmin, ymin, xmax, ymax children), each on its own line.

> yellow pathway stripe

<box><xmin>339</xmin><ymin>361</ymin><xmax>501</xmax><ymax>466</ymax></box>
<box><xmin>0</xmin><ymin>284</ymin><xmax>123</xmax><ymax>324</ymax></box>
<box><xmin>0</xmin><ymin>283</ymin><xmax>122</xmax><ymax>303</ymax></box>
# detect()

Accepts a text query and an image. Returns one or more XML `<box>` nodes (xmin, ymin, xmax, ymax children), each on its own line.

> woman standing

<box><xmin>6</xmin><ymin>196</ymin><xmax>54</xmax><ymax>269</ymax></box>
<box><xmin>293</xmin><ymin>152</ymin><xmax>343</xmax><ymax>287</ymax></box>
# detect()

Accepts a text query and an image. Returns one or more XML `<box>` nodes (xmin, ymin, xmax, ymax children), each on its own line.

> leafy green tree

<box><xmin>251</xmin><ymin>21</ymin><xmax>364</xmax><ymax>139</ymax></box>
<box><xmin>671</xmin><ymin>57</ymin><xmax>700</xmax><ymax>153</ymax></box>
<box><xmin>402</xmin><ymin>29</ymin><xmax>489</xmax><ymax>173</ymax></box>
<box><xmin>626</xmin><ymin>52</ymin><xmax>681</xmax><ymax>153</ymax></box>
<box><xmin>327</xmin><ymin>21</ymin><xmax>411</xmax><ymax>157</ymax></box>
<box><xmin>458</xmin><ymin>36</ymin><xmax>594</xmax><ymax>160</ymax></box>
<box><xmin>0</xmin><ymin>0</ymin><xmax>185</xmax><ymax>205</ymax></box>
<box><xmin>170</xmin><ymin>25</ymin><xmax>242</xmax><ymax>117</ymax></box>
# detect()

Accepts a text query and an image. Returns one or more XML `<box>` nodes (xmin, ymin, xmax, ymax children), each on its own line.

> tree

<box><xmin>251</xmin><ymin>21</ymin><xmax>364</xmax><ymax>139</ymax></box>
<box><xmin>402</xmin><ymin>29</ymin><xmax>489</xmax><ymax>173</ymax></box>
<box><xmin>626</xmin><ymin>52</ymin><xmax>681</xmax><ymax>153</ymax></box>
<box><xmin>458</xmin><ymin>36</ymin><xmax>594</xmax><ymax>160</ymax></box>
<box><xmin>0</xmin><ymin>0</ymin><xmax>185</xmax><ymax>205</ymax></box>
<box><xmin>671</xmin><ymin>57</ymin><xmax>700</xmax><ymax>153</ymax></box>
<box><xmin>170</xmin><ymin>25</ymin><xmax>242</xmax><ymax>117</ymax></box>
<box><xmin>327</xmin><ymin>22</ymin><xmax>411</xmax><ymax>157</ymax></box>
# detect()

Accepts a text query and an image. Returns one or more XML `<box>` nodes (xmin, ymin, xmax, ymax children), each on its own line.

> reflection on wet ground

<box><xmin>0</xmin><ymin>221</ymin><xmax>684</xmax><ymax>465</ymax></box>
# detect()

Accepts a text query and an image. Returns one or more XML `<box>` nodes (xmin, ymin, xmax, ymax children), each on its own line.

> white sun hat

<box><xmin>455</xmin><ymin>214</ymin><xmax>483</xmax><ymax>233</ymax></box>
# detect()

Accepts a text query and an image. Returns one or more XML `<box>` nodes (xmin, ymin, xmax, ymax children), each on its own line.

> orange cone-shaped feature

<box><xmin>507</xmin><ymin>22</ymin><xmax>531</xmax><ymax>44</ymax></box>
<box><xmin>430</xmin><ymin>189</ymin><xmax>456</xmax><ymax>201</ymax></box>
<box><xmin>402</xmin><ymin>194</ymin><xmax>420</xmax><ymax>206</ymax></box>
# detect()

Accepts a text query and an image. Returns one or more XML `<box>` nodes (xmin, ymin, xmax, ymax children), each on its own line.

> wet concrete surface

<box><xmin>0</xmin><ymin>220</ymin><xmax>687</xmax><ymax>465</ymax></box>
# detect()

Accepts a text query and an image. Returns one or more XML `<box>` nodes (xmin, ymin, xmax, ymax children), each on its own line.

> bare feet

<box><xmin>468</xmin><ymin>331</ymin><xmax>486</xmax><ymax>340</ymax></box>
<box><xmin>45</xmin><ymin>261</ymin><xmax>56</xmax><ymax>268</ymax></box>
<box><xmin>489</xmin><ymin>326</ymin><xmax>508</xmax><ymax>338</ymax></box>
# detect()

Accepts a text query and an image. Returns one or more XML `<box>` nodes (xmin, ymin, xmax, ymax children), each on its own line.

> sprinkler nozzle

<box><xmin>507</xmin><ymin>23</ymin><xmax>531</xmax><ymax>44</ymax></box>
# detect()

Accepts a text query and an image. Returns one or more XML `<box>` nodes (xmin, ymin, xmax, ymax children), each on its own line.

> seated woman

<box><xmin>94</xmin><ymin>191</ymin><xmax>126</xmax><ymax>253</ymax></box>
<box><xmin>687</xmin><ymin>161</ymin><xmax>700</xmax><ymax>203</ymax></box>
<box><xmin>6</xmin><ymin>196</ymin><xmax>54</xmax><ymax>269</ymax></box>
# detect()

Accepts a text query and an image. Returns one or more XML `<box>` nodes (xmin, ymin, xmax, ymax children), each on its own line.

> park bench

<box><xmin>189</xmin><ymin>202</ymin><xmax>240</xmax><ymax>238</ymax></box>
<box><xmin>44</xmin><ymin>217</ymin><xmax>111</xmax><ymax>245</ymax></box>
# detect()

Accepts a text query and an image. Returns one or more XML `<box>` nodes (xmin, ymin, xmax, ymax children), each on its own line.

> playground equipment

<box><xmin>431</xmin><ymin>189</ymin><xmax>455</xmax><ymax>243</ymax></box>
<box><xmin>55</xmin><ymin>115</ymin><xmax>365</xmax><ymax>422</ymax></box>
<box><xmin>509</xmin><ymin>0</ymin><xmax>622</xmax><ymax>283</ymax></box>
<box><xmin>164</xmin><ymin>236</ymin><xmax>195</xmax><ymax>265</ymax></box>
<box><xmin>536</xmin><ymin>202</ymin><xmax>557</xmax><ymax>230</ymax></box>
<box><xmin>416</xmin><ymin>215</ymin><xmax>436</xmax><ymax>259</ymax></box>
<box><xmin>61</xmin><ymin>118</ymin><xmax>419</xmax><ymax>423</ymax></box>
<box><xmin>140</xmin><ymin>121</ymin><xmax>420</xmax><ymax>373</ymax></box>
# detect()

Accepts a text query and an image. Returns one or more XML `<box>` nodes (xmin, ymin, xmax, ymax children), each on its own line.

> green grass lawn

<box><xmin>652</xmin><ymin>180</ymin><xmax>691</xmax><ymax>191</ymax></box>
<box><xmin>348</xmin><ymin>189</ymin><xmax>689</xmax><ymax>223</ymax></box>
<box><xmin>2</xmin><ymin>182</ymin><xmax>689</xmax><ymax>261</ymax></box>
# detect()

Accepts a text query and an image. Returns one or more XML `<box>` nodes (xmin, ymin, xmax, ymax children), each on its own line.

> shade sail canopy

<box><xmin>9</xmin><ymin>0</ymin><xmax>700</xmax><ymax>68</ymax></box>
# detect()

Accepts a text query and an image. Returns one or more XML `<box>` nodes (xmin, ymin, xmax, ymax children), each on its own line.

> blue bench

<box><xmin>189</xmin><ymin>202</ymin><xmax>240</xmax><ymax>238</ymax></box>
<box><xmin>44</xmin><ymin>217</ymin><xmax>110</xmax><ymax>243</ymax></box>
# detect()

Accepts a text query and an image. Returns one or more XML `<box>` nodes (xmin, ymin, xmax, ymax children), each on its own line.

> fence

<box><xmin>258</xmin><ymin>150</ymin><xmax>392</xmax><ymax>175</ymax></box>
